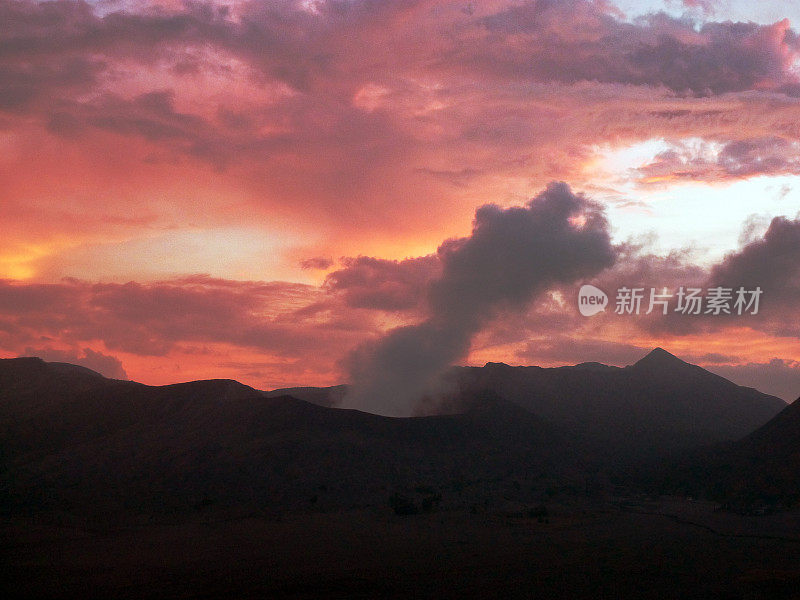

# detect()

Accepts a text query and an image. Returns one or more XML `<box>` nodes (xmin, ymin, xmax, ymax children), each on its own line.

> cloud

<box><xmin>470</xmin><ymin>3</ymin><xmax>799</xmax><ymax>96</ymax></box>
<box><xmin>705</xmin><ymin>214</ymin><xmax>800</xmax><ymax>337</ymax></box>
<box><xmin>4</xmin><ymin>1</ymin><xmax>800</xmax><ymax>163</ymax></box>
<box><xmin>482</xmin><ymin>212</ymin><xmax>800</xmax><ymax>378</ymax></box>
<box><xmin>710</xmin><ymin>215</ymin><xmax>800</xmax><ymax>297</ymax></box>
<box><xmin>5</xmin><ymin>0</ymin><xmax>796</xmax><ymax>106</ymax></box>
<box><xmin>0</xmin><ymin>212</ymin><xmax>795</xmax><ymax>399</ymax></box>
<box><xmin>680</xmin><ymin>0</ymin><xmax>716</xmax><ymax>16</ymax></box>
<box><xmin>517</xmin><ymin>336</ymin><xmax>649</xmax><ymax>367</ymax></box>
<box><xmin>692</xmin><ymin>351</ymin><xmax>740</xmax><ymax>364</ymax></box>
<box><xmin>706</xmin><ymin>359</ymin><xmax>800</xmax><ymax>402</ymax></box>
<box><xmin>45</xmin><ymin>90</ymin><xmax>255</xmax><ymax>168</ymax></box>
<box><xmin>299</xmin><ymin>257</ymin><xmax>333</xmax><ymax>270</ymax></box>
<box><xmin>23</xmin><ymin>346</ymin><xmax>128</xmax><ymax>379</ymax></box>
<box><xmin>0</xmin><ymin>0</ymin><xmax>227</xmax><ymax>111</ymax></box>
<box><xmin>635</xmin><ymin>137</ymin><xmax>800</xmax><ymax>184</ymax></box>
<box><xmin>5</xmin><ymin>0</ymin><xmax>800</xmax><ymax>279</ymax></box>
<box><xmin>343</xmin><ymin>182</ymin><xmax>617</xmax><ymax>416</ymax></box>
<box><xmin>324</xmin><ymin>255</ymin><xmax>440</xmax><ymax>311</ymax></box>
<box><xmin>564</xmin><ymin>214</ymin><xmax>800</xmax><ymax>341</ymax></box>
<box><xmin>0</xmin><ymin>275</ymin><xmax>369</xmax><ymax>361</ymax></box>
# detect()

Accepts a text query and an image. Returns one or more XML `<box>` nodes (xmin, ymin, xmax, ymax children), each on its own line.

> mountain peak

<box><xmin>632</xmin><ymin>347</ymin><xmax>689</xmax><ymax>370</ymax></box>
<box><xmin>644</xmin><ymin>347</ymin><xmax>677</xmax><ymax>359</ymax></box>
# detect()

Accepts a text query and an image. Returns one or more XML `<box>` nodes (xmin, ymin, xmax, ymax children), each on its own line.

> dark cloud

<box><xmin>599</xmin><ymin>215</ymin><xmax>800</xmax><ymax>340</ymax></box>
<box><xmin>705</xmin><ymin>214</ymin><xmax>800</xmax><ymax>337</ymax></box>
<box><xmin>719</xmin><ymin>138</ymin><xmax>800</xmax><ymax>176</ymax></box>
<box><xmin>299</xmin><ymin>257</ymin><xmax>334</xmax><ymax>270</ymax></box>
<box><xmin>0</xmin><ymin>56</ymin><xmax>103</xmax><ymax>111</ymax></box>
<box><xmin>594</xmin><ymin>243</ymin><xmax>707</xmax><ymax>292</ymax></box>
<box><xmin>3</xmin><ymin>0</ymin><xmax>799</xmax><ymax>127</ymax></box>
<box><xmin>23</xmin><ymin>345</ymin><xmax>128</xmax><ymax>379</ymax></box>
<box><xmin>472</xmin><ymin>213</ymin><xmax>800</xmax><ymax>368</ymax></box>
<box><xmin>710</xmin><ymin>215</ymin><xmax>800</xmax><ymax>298</ymax></box>
<box><xmin>88</xmin><ymin>91</ymin><xmax>208</xmax><ymax>142</ymax></box>
<box><xmin>0</xmin><ymin>0</ymin><xmax>228</xmax><ymax>111</ymax></box>
<box><xmin>45</xmin><ymin>90</ymin><xmax>245</xmax><ymax>167</ymax></box>
<box><xmin>471</xmin><ymin>2</ymin><xmax>799</xmax><ymax>96</ymax></box>
<box><xmin>529</xmin><ymin>243</ymin><xmax>709</xmax><ymax>336</ymax></box>
<box><xmin>414</xmin><ymin>167</ymin><xmax>484</xmax><ymax>188</ymax></box>
<box><xmin>343</xmin><ymin>182</ymin><xmax>617</xmax><ymax>416</ymax></box>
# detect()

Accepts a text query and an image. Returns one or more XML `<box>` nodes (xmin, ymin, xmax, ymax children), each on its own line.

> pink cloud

<box><xmin>1</xmin><ymin>0</ymin><xmax>799</xmax><ymax>396</ymax></box>
<box><xmin>0</xmin><ymin>276</ymin><xmax>370</xmax><ymax>362</ymax></box>
<box><xmin>324</xmin><ymin>255</ymin><xmax>440</xmax><ymax>311</ymax></box>
<box><xmin>3</xmin><ymin>0</ymin><xmax>800</xmax><ymax>281</ymax></box>
<box><xmin>635</xmin><ymin>137</ymin><xmax>800</xmax><ymax>184</ymax></box>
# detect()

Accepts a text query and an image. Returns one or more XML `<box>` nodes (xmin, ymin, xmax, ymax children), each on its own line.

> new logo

<box><xmin>578</xmin><ymin>284</ymin><xmax>608</xmax><ymax>317</ymax></box>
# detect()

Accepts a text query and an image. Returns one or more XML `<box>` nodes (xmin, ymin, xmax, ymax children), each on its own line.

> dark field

<box><xmin>5</xmin><ymin>498</ymin><xmax>800</xmax><ymax>600</ymax></box>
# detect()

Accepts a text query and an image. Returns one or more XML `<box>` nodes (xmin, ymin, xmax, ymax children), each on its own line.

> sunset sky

<box><xmin>2</xmin><ymin>0</ymin><xmax>800</xmax><ymax>402</ymax></box>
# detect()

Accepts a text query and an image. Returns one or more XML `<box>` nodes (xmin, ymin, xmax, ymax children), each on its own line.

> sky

<box><xmin>1</xmin><ymin>0</ymin><xmax>800</xmax><ymax>406</ymax></box>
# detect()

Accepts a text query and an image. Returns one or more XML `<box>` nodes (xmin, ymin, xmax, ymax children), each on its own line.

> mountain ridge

<box><xmin>0</xmin><ymin>357</ymin><xmax>593</xmax><ymax>517</ymax></box>
<box><xmin>1</xmin><ymin>351</ymin><xmax>796</xmax><ymax>514</ymax></box>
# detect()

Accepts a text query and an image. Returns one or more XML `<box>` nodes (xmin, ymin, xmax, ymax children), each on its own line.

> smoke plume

<box><xmin>343</xmin><ymin>182</ymin><xmax>617</xmax><ymax>416</ymax></box>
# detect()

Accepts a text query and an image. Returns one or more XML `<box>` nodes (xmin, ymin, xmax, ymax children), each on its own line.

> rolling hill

<box><xmin>450</xmin><ymin>349</ymin><xmax>785</xmax><ymax>452</ymax></box>
<box><xmin>268</xmin><ymin>348</ymin><xmax>786</xmax><ymax>455</ymax></box>
<box><xmin>0</xmin><ymin>357</ymin><xmax>592</xmax><ymax>518</ymax></box>
<box><xmin>1</xmin><ymin>350</ymin><xmax>790</xmax><ymax>518</ymax></box>
<box><xmin>2</xmin><ymin>353</ymin><xmax>798</xmax><ymax>599</ymax></box>
<box><xmin>661</xmin><ymin>396</ymin><xmax>800</xmax><ymax>506</ymax></box>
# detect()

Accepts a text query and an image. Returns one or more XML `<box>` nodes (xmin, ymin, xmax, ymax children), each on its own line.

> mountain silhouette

<box><xmin>3</xmin><ymin>353</ymin><xmax>798</xmax><ymax>599</ymax></box>
<box><xmin>0</xmin><ymin>351</ymin><xmax>788</xmax><ymax>517</ymax></box>
<box><xmin>667</xmin><ymin>395</ymin><xmax>800</xmax><ymax>505</ymax></box>
<box><xmin>630</xmin><ymin>346</ymin><xmax>689</xmax><ymax>370</ymax></box>
<box><xmin>445</xmin><ymin>348</ymin><xmax>785</xmax><ymax>454</ymax></box>
<box><xmin>0</xmin><ymin>357</ymin><xmax>593</xmax><ymax>517</ymax></box>
<box><xmin>734</xmin><ymin>395</ymin><xmax>800</xmax><ymax>497</ymax></box>
<box><xmin>268</xmin><ymin>348</ymin><xmax>784</xmax><ymax>457</ymax></box>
